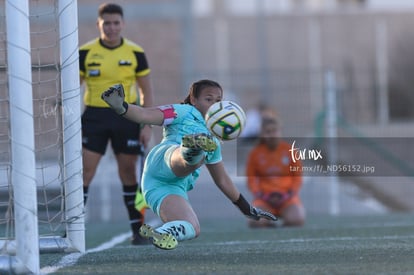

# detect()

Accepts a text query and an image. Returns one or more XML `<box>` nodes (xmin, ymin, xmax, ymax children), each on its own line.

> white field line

<box><xmin>40</xmin><ymin>218</ymin><xmax>161</xmax><ymax>274</ymax></box>
<box><xmin>40</xmin><ymin>218</ymin><xmax>414</xmax><ymax>273</ymax></box>
<box><xmin>196</xmin><ymin>234</ymin><xmax>414</xmax><ymax>247</ymax></box>
<box><xmin>40</xmin><ymin>232</ymin><xmax>131</xmax><ymax>274</ymax></box>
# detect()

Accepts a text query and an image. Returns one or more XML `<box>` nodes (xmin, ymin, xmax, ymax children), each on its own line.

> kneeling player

<box><xmin>246</xmin><ymin>115</ymin><xmax>305</xmax><ymax>228</ymax></box>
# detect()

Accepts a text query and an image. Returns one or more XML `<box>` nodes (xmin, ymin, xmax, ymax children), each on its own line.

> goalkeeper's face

<box><xmin>97</xmin><ymin>13</ymin><xmax>125</xmax><ymax>47</ymax></box>
<box><xmin>190</xmin><ymin>86</ymin><xmax>222</xmax><ymax>117</ymax></box>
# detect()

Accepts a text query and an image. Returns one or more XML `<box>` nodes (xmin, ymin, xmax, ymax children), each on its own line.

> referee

<box><xmin>79</xmin><ymin>3</ymin><xmax>153</xmax><ymax>245</ymax></box>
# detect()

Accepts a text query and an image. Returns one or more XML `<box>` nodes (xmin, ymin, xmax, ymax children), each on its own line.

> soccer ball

<box><xmin>205</xmin><ymin>100</ymin><xmax>246</xmax><ymax>140</ymax></box>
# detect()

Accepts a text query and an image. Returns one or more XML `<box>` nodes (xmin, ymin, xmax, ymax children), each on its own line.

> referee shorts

<box><xmin>81</xmin><ymin>106</ymin><xmax>142</xmax><ymax>155</ymax></box>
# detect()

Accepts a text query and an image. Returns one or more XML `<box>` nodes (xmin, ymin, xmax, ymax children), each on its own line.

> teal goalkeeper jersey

<box><xmin>142</xmin><ymin>103</ymin><xmax>222</xmax><ymax>214</ymax></box>
<box><xmin>158</xmin><ymin>103</ymin><xmax>222</xmax><ymax>164</ymax></box>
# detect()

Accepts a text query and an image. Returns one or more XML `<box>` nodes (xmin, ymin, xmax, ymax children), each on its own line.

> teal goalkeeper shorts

<box><xmin>142</xmin><ymin>143</ymin><xmax>200</xmax><ymax>216</ymax></box>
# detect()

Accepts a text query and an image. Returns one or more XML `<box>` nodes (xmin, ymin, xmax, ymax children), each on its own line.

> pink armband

<box><xmin>157</xmin><ymin>105</ymin><xmax>177</xmax><ymax>125</ymax></box>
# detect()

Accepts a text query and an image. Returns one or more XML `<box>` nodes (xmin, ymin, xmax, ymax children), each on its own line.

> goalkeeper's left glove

<box><xmin>233</xmin><ymin>194</ymin><xmax>278</xmax><ymax>221</ymax></box>
<box><xmin>101</xmin><ymin>84</ymin><xmax>129</xmax><ymax>115</ymax></box>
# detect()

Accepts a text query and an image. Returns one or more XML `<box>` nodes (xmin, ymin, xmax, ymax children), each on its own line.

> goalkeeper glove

<box><xmin>101</xmin><ymin>84</ymin><xmax>129</xmax><ymax>115</ymax></box>
<box><xmin>233</xmin><ymin>194</ymin><xmax>278</xmax><ymax>221</ymax></box>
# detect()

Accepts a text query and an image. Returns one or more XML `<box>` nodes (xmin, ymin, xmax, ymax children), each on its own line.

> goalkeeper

<box><xmin>246</xmin><ymin>114</ymin><xmax>306</xmax><ymax>228</ymax></box>
<box><xmin>101</xmin><ymin>79</ymin><xmax>277</xmax><ymax>250</ymax></box>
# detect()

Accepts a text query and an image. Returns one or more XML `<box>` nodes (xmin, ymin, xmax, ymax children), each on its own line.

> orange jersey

<box><xmin>246</xmin><ymin>141</ymin><xmax>302</xmax><ymax>195</ymax></box>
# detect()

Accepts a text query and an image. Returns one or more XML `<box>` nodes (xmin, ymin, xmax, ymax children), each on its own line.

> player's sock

<box><xmin>83</xmin><ymin>186</ymin><xmax>89</xmax><ymax>205</ymax></box>
<box><xmin>123</xmin><ymin>184</ymin><xmax>145</xmax><ymax>236</ymax></box>
<box><xmin>155</xmin><ymin>220</ymin><xmax>196</xmax><ymax>241</ymax></box>
<box><xmin>180</xmin><ymin>145</ymin><xmax>204</xmax><ymax>165</ymax></box>
<box><xmin>134</xmin><ymin>188</ymin><xmax>148</xmax><ymax>213</ymax></box>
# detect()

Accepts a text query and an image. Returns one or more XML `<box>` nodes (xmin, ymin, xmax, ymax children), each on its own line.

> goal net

<box><xmin>0</xmin><ymin>0</ymin><xmax>84</xmax><ymax>273</ymax></box>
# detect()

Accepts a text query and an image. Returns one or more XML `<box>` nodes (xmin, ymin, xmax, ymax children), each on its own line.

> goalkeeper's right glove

<box><xmin>101</xmin><ymin>84</ymin><xmax>129</xmax><ymax>115</ymax></box>
<box><xmin>233</xmin><ymin>194</ymin><xmax>278</xmax><ymax>221</ymax></box>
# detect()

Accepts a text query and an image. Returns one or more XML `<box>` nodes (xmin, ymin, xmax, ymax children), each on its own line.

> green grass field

<box><xmin>40</xmin><ymin>213</ymin><xmax>414</xmax><ymax>275</ymax></box>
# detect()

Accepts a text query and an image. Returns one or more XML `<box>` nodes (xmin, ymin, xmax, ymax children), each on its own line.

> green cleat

<box><xmin>139</xmin><ymin>224</ymin><xmax>178</xmax><ymax>250</ymax></box>
<box><xmin>182</xmin><ymin>133</ymin><xmax>217</xmax><ymax>152</ymax></box>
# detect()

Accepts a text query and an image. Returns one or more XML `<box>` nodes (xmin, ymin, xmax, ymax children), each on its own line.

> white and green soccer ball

<box><xmin>205</xmin><ymin>100</ymin><xmax>246</xmax><ymax>141</ymax></box>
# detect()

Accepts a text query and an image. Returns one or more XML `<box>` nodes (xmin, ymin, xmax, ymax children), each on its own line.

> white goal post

<box><xmin>0</xmin><ymin>0</ymin><xmax>84</xmax><ymax>274</ymax></box>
